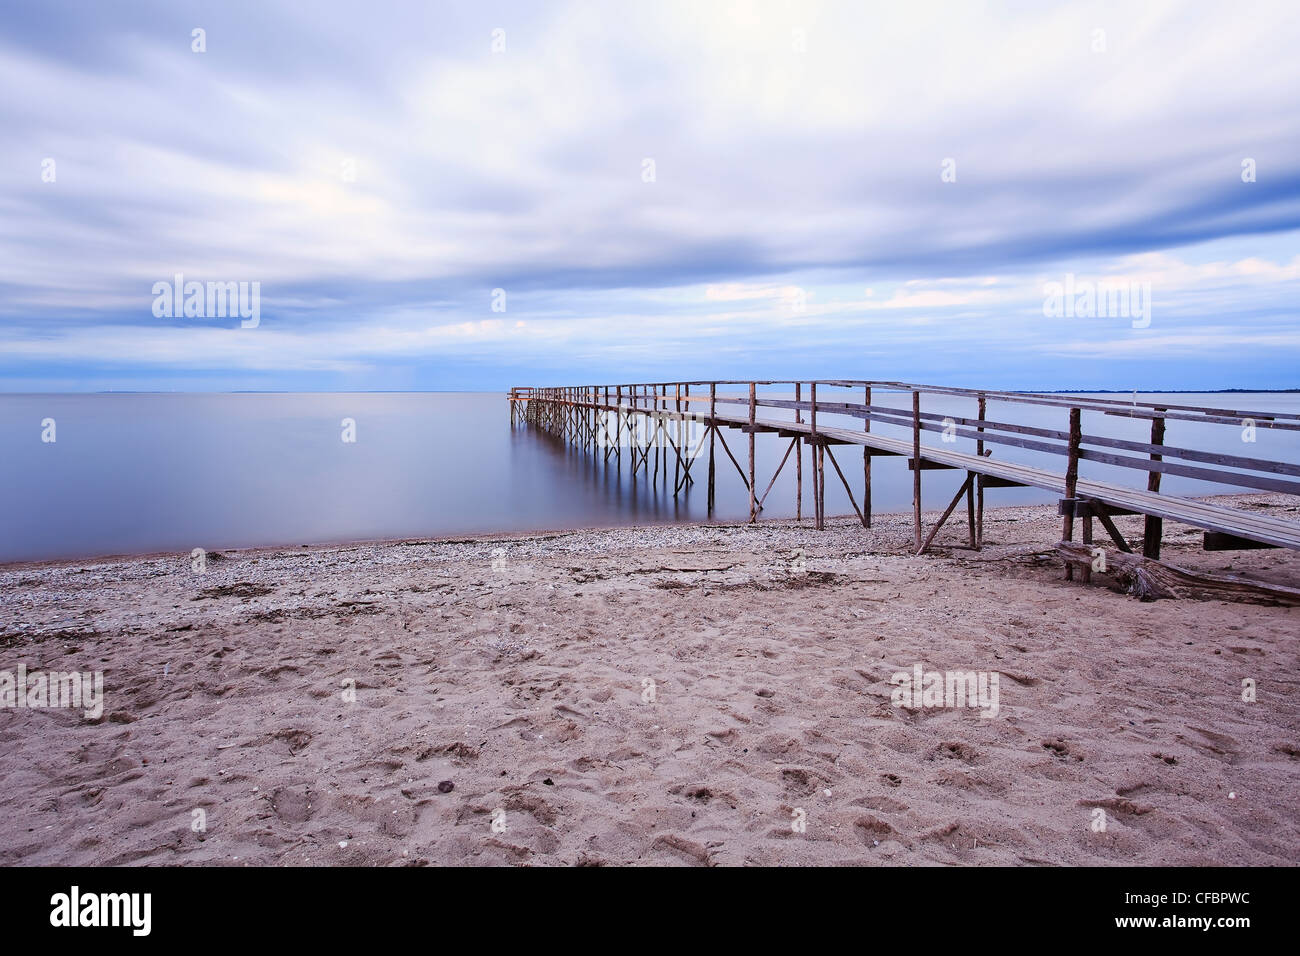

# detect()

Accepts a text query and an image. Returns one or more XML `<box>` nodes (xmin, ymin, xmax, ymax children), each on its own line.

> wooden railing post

<box><xmin>708</xmin><ymin>383</ymin><xmax>716</xmax><ymax>515</ymax></box>
<box><xmin>794</xmin><ymin>382</ymin><xmax>802</xmax><ymax>522</ymax></box>
<box><xmin>616</xmin><ymin>385</ymin><xmax>623</xmax><ymax>466</ymax></box>
<box><xmin>1144</xmin><ymin>409</ymin><xmax>1167</xmax><ymax>559</ymax></box>
<box><xmin>748</xmin><ymin>382</ymin><xmax>757</xmax><ymax>522</ymax></box>
<box><xmin>1062</xmin><ymin>407</ymin><xmax>1082</xmax><ymax>580</ymax></box>
<box><xmin>976</xmin><ymin>392</ymin><xmax>986</xmax><ymax>548</ymax></box>
<box><xmin>508</xmin><ymin>381</ymin><xmax>1300</xmax><ymax>564</ymax></box>
<box><xmin>912</xmin><ymin>389</ymin><xmax>922</xmax><ymax>550</ymax></box>
<box><xmin>811</xmin><ymin>382</ymin><xmax>822</xmax><ymax>529</ymax></box>
<box><xmin>673</xmin><ymin>383</ymin><xmax>682</xmax><ymax>495</ymax></box>
<box><xmin>862</xmin><ymin>384</ymin><xmax>871</xmax><ymax>528</ymax></box>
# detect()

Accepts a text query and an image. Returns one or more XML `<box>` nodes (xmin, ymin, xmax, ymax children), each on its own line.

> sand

<box><xmin>1</xmin><ymin>494</ymin><xmax>1298</xmax><ymax>866</ymax></box>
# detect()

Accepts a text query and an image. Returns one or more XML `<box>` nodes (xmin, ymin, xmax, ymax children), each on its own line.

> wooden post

<box><xmin>1081</xmin><ymin>500</ymin><xmax>1094</xmax><ymax>584</ymax></box>
<box><xmin>1062</xmin><ymin>407</ymin><xmax>1082</xmax><ymax>580</ymax></box>
<box><xmin>965</xmin><ymin>472</ymin><xmax>976</xmax><ymax>548</ymax></box>
<box><xmin>652</xmin><ymin>385</ymin><xmax>660</xmax><ymax>485</ymax></box>
<box><xmin>708</xmin><ymin>383</ymin><xmax>716</xmax><ymax>515</ymax></box>
<box><xmin>811</xmin><ymin>382</ymin><xmax>821</xmax><ymax>529</ymax></box>
<box><xmin>1144</xmin><ymin>409</ymin><xmax>1166</xmax><ymax>559</ymax></box>
<box><xmin>976</xmin><ymin>392</ymin><xmax>986</xmax><ymax>549</ymax></box>
<box><xmin>683</xmin><ymin>383</ymin><xmax>691</xmax><ymax>488</ymax></box>
<box><xmin>650</xmin><ymin>384</ymin><xmax>657</xmax><ymax>480</ymax></box>
<box><xmin>748</xmin><ymin>381</ymin><xmax>757</xmax><ymax>523</ymax></box>
<box><xmin>673</xmin><ymin>383</ymin><xmax>681</xmax><ymax>496</ymax></box>
<box><xmin>636</xmin><ymin>385</ymin><xmax>643</xmax><ymax>475</ymax></box>
<box><xmin>912</xmin><ymin>389</ymin><xmax>922</xmax><ymax>551</ymax></box>
<box><xmin>818</xmin><ymin>444</ymin><xmax>826</xmax><ymax>530</ymax></box>
<box><xmin>862</xmin><ymin>384</ymin><xmax>871</xmax><ymax>528</ymax></box>
<box><xmin>794</xmin><ymin>382</ymin><xmax>802</xmax><ymax>522</ymax></box>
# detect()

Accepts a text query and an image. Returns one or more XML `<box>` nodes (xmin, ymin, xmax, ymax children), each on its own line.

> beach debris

<box><xmin>437</xmin><ymin>780</ymin><xmax>454</xmax><ymax>793</ymax></box>
<box><xmin>1057</xmin><ymin>541</ymin><xmax>1300</xmax><ymax>605</ymax></box>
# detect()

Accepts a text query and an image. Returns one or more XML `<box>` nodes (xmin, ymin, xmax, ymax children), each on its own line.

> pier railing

<box><xmin>508</xmin><ymin>381</ymin><xmax>1300</xmax><ymax>568</ymax></box>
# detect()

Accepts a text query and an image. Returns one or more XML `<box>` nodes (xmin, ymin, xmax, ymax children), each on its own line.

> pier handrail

<box><xmin>509</xmin><ymin>379</ymin><xmax>1300</xmax><ymax>557</ymax></box>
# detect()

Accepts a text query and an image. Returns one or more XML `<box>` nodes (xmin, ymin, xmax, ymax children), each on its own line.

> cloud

<box><xmin>1</xmin><ymin>0</ymin><xmax>1299</xmax><ymax>389</ymax></box>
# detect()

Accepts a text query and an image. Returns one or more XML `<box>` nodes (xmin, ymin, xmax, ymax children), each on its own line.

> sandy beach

<box><xmin>2</xmin><ymin>494</ymin><xmax>1297</xmax><ymax>867</ymax></box>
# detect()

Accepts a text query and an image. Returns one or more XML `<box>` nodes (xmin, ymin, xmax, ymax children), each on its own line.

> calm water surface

<box><xmin>1</xmin><ymin>391</ymin><xmax>1296</xmax><ymax>563</ymax></box>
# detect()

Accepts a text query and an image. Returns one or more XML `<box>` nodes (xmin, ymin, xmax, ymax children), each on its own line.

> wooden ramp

<box><xmin>508</xmin><ymin>380</ymin><xmax>1300</xmax><ymax>565</ymax></box>
<box><xmin>716</xmin><ymin>410</ymin><xmax>1300</xmax><ymax>551</ymax></box>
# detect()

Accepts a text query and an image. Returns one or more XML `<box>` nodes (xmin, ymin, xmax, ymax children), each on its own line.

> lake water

<box><xmin>1</xmin><ymin>390</ymin><xmax>1296</xmax><ymax>563</ymax></box>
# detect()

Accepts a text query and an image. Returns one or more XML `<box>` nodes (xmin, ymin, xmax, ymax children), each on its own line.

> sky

<box><xmin>1</xmin><ymin>0</ymin><xmax>1298</xmax><ymax>392</ymax></box>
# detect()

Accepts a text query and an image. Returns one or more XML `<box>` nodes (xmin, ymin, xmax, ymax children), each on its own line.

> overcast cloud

<box><xmin>2</xmin><ymin>0</ymin><xmax>1298</xmax><ymax>390</ymax></box>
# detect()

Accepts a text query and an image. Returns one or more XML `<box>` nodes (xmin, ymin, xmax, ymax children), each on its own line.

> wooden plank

<box><xmin>717</xmin><ymin>413</ymin><xmax>1294</xmax><ymax>538</ymax></box>
<box><xmin>1057</xmin><ymin>499</ymin><xmax>1140</xmax><ymax>518</ymax></box>
<box><xmin>879</xmin><ymin>380</ymin><xmax>1300</xmax><ymax>427</ymax></box>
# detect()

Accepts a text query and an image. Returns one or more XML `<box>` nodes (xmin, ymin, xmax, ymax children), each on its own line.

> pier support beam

<box><xmin>1061</xmin><ymin>407</ymin><xmax>1082</xmax><ymax>579</ymax></box>
<box><xmin>976</xmin><ymin>393</ymin><xmax>985</xmax><ymax>548</ymax></box>
<box><xmin>811</xmin><ymin>382</ymin><xmax>823</xmax><ymax>529</ymax></box>
<box><xmin>1144</xmin><ymin>410</ymin><xmax>1166</xmax><ymax>559</ymax></box>
<box><xmin>862</xmin><ymin>384</ymin><xmax>871</xmax><ymax>528</ymax></box>
<box><xmin>795</xmin><ymin>382</ymin><xmax>803</xmax><ymax>522</ymax></box>
<box><xmin>912</xmin><ymin>389</ymin><xmax>922</xmax><ymax>550</ymax></box>
<box><xmin>747</xmin><ymin>382</ymin><xmax>757</xmax><ymax>523</ymax></box>
<box><xmin>708</xmin><ymin>384</ymin><xmax>716</xmax><ymax>515</ymax></box>
<box><xmin>918</xmin><ymin>473</ymin><xmax>974</xmax><ymax>554</ymax></box>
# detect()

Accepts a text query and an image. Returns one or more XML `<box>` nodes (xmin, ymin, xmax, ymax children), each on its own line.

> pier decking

<box><xmin>508</xmin><ymin>382</ymin><xmax>1300</xmax><ymax>571</ymax></box>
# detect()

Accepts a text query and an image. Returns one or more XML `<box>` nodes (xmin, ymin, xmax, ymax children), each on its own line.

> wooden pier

<box><xmin>508</xmin><ymin>381</ymin><xmax>1300</xmax><ymax>569</ymax></box>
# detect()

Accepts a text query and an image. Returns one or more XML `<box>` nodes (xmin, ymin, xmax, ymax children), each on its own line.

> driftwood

<box><xmin>1057</xmin><ymin>541</ymin><xmax>1300</xmax><ymax>606</ymax></box>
